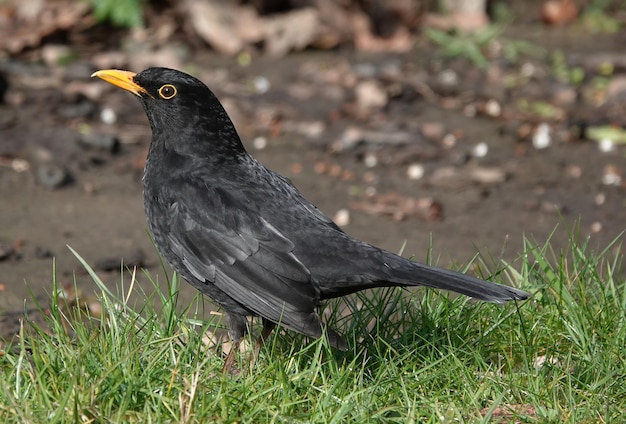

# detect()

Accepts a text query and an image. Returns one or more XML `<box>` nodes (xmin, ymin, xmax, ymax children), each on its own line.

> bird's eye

<box><xmin>158</xmin><ymin>84</ymin><xmax>177</xmax><ymax>99</ymax></box>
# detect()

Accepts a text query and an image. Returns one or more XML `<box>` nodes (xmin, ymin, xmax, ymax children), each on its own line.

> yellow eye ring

<box><xmin>158</xmin><ymin>84</ymin><xmax>177</xmax><ymax>99</ymax></box>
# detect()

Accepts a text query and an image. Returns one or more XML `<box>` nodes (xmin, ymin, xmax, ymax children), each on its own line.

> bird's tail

<box><xmin>319</xmin><ymin>249</ymin><xmax>530</xmax><ymax>303</ymax></box>
<box><xmin>388</xmin><ymin>256</ymin><xmax>530</xmax><ymax>303</ymax></box>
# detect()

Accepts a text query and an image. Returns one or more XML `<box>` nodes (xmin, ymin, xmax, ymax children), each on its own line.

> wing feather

<box><xmin>164</xmin><ymin>183</ymin><xmax>320</xmax><ymax>330</ymax></box>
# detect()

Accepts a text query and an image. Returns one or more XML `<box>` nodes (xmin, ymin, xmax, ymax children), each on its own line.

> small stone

<box><xmin>601</xmin><ymin>165</ymin><xmax>622</xmax><ymax>186</ymax></box>
<box><xmin>437</xmin><ymin>69</ymin><xmax>459</xmax><ymax>89</ymax></box>
<box><xmin>407</xmin><ymin>163</ymin><xmax>425</xmax><ymax>180</ymax></box>
<box><xmin>253</xmin><ymin>76</ymin><xmax>270</xmax><ymax>94</ymax></box>
<box><xmin>520</xmin><ymin>62</ymin><xmax>537</xmax><ymax>78</ymax></box>
<box><xmin>484</xmin><ymin>99</ymin><xmax>501</xmax><ymax>117</ymax></box>
<box><xmin>364</xmin><ymin>152</ymin><xmax>378</xmax><ymax>168</ymax></box>
<box><xmin>11</xmin><ymin>159</ymin><xmax>30</xmax><ymax>172</ymax></box>
<box><xmin>333</xmin><ymin>209</ymin><xmax>350</xmax><ymax>226</ymax></box>
<box><xmin>590</xmin><ymin>221</ymin><xmax>602</xmax><ymax>233</ymax></box>
<box><xmin>100</xmin><ymin>107</ymin><xmax>117</xmax><ymax>124</ymax></box>
<box><xmin>37</xmin><ymin>164</ymin><xmax>69</xmax><ymax>189</ymax></box>
<box><xmin>594</xmin><ymin>192</ymin><xmax>606</xmax><ymax>205</ymax></box>
<box><xmin>469</xmin><ymin>166</ymin><xmax>507</xmax><ymax>184</ymax></box>
<box><xmin>355</xmin><ymin>80</ymin><xmax>388</xmax><ymax>110</ymax></box>
<box><xmin>532</xmin><ymin>123</ymin><xmax>552</xmax><ymax>150</ymax></box>
<box><xmin>598</xmin><ymin>138</ymin><xmax>614</xmax><ymax>153</ymax></box>
<box><xmin>252</xmin><ymin>136</ymin><xmax>267</xmax><ymax>150</ymax></box>
<box><xmin>472</xmin><ymin>142</ymin><xmax>488</xmax><ymax>158</ymax></box>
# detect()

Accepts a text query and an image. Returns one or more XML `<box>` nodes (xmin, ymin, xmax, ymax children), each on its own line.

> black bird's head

<box><xmin>92</xmin><ymin>67</ymin><xmax>246</xmax><ymax>159</ymax></box>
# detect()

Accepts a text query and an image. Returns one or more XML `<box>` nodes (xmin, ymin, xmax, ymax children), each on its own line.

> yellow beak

<box><xmin>91</xmin><ymin>69</ymin><xmax>147</xmax><ymax>97</ymax></box>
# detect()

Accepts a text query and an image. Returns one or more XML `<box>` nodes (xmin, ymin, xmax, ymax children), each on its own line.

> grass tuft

<box><xmin>0</xmin><ymin>232</ymin><xmax>624</xmax><ymax>422</ymax></box>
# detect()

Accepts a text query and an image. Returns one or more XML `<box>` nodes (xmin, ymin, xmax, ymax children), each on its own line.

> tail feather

<box><xmin>395</xmin><ymin>260</ymin><xmax>530</xmax><ymax>303</ymax></box>
<box><xmin>318</xmin><ymin>250</ymin><xmax>530</xmax><ymax>303</ymax></box>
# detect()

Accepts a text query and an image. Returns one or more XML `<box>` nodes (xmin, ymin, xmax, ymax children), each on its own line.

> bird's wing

<box><xmin>164</xmin><ymin>182</ymin><xmax>320</xmax><ymax>331</ymax></box>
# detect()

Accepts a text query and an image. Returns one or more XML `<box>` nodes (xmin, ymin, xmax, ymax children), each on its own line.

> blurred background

<box><xmin>0</xmin><ymin>0</ymin><xmax>624</xmax><ymax>336</ymax></box>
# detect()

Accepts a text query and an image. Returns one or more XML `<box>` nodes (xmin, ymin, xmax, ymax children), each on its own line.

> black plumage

<box><xmin>93</xmin><ymin>67</ymin><xmax>530</xmax><ymax>368</ymax></box>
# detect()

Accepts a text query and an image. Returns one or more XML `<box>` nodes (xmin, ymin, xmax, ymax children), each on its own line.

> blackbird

<box><xmin>93</xmin><ymin>68</ymin><xmax>530</xmax><ymax>369</ymax></box>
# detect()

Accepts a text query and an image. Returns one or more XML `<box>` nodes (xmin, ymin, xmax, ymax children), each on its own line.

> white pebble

<box><xmin>252</xmin><ymin>136</ymin><xmax>267</xmax><ymax>150</ymax></box>
<box><xmin>594</xmin><ymin>192</ymin><xmax>606</xmax><ymax>205</ymax></box>
<box><xmin>601</xmin><ymin>172</ymin><xmax>622</xmax><ymax>186</ymax></box>
<box><xmin>532</xmin><ymin>123</ymin><xmax>551</xmax><ymax>150</ymax></box>
<box><xmin>364</xmin><ymin>152</ymin><xmax>378</xmax><ymax>168</ymax></box>
<box><xmin>472</xmin><ymin>142</ymin><xmax>488</xmax><ymax>158</ymax></box>
<box><xmin>590</xmin><ymin>221</ymin><xmax>603</xmax><ymax>233</ymax></box>
<box><xmin>253</xmin><ymin>76</ymin><xmax>270</xmax><ymax>94</ymax></box>
<box><xmin>100</xmin><ymin>107</ymin><xmax>117</xmax><ymax>124</ymax></box>
<box><xmin>333</xmin><ymin>209</ymin><xmax>350</xmax><ymax>226</ymax></box>
<box><xmin>407</xmin><ymin>163</ymin><xmax>425</xmax><ymax>180</ymax></box>
<box><xmin>598</xmin><ymin>138</ymin><xmax>614</xmax><ymax>153</ymax></box>
<box><xmin>485</xmin><ymin>99</ymin><xmax>501</xmax><ymax>117</ymax></box>
<box><xmin>11</xmin><ymin>158</ymin><xmax>30</xmax><ymax>172</ymax></box>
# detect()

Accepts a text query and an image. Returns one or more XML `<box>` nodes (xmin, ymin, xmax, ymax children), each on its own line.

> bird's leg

<box><xmin>248</xmin><ymin>318</ymin><xmax>276</xmax><ymax>370</ymax></box>
<box><xmin>222</xmin><ymin>313</ymin><xmax>248</xmax><ymax>375</ymax></box>
<box><xmin>222</xmin><ymin>338</ymin><xmax>241</xmax><ymax>374</ymax></box>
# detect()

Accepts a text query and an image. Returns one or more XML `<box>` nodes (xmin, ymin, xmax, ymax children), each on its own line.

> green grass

<box><xmin>1</xmin><ymin>233</ymin><xmax>624</xmax><ymax>423</ymax></box>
